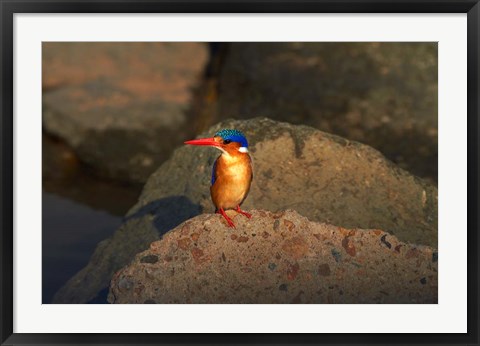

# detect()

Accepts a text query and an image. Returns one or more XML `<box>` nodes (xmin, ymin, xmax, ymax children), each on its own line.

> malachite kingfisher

<box><xmin>184</xmin><ymin>129</ymin><xmax>253</xmax><ymax>228</ymax></box>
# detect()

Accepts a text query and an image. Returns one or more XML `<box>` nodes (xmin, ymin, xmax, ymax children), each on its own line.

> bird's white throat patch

<box><xmin>238</xmin><ymin>147</ymin><xmax>248</xmax><ymax>153</ymax></box>
<box><xmin>214</xmin><ymin>146</ymin><xmax>229</xmax><ymax>155</ymax></box>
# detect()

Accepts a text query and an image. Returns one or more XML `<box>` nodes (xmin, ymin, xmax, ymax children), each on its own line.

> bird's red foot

<box><xmin>235</xmin><ymin>206</ymin><xmax>252</xmax><ymax>219</ymax></box>
<box><xmin>217</xmin><ymin>208</ymin><xmax>236</xmax><ymax>228</ymax></box>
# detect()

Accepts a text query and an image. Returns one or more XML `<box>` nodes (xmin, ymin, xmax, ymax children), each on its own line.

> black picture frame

<box><xmin>1</xmin><ymin>1</ymin><xmax>479</xmax><ymax>345</ymax></box>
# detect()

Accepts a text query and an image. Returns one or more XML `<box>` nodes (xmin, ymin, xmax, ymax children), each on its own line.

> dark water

<box><xmin>42</xmin><ymin>192</ymin><xmax>122</xmax><ymax>303</ymax></box>
<box><xmin>42</xmin><ymin>135</ymin><xmax>142</xmax><ymax>303</ymax></box>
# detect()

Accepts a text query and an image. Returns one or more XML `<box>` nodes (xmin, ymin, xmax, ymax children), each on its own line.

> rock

<box><xmin>136</xmin><ymin>117</ymin><xmax>437</xmax><ymax>246</ymax></box>
<box><xmin>108</xmin><ymin>210</ymin><xmax>438</xmax><ymax>304</ymax></box>
<box><xmin>42</xmin><ymin>42</ymin><xmax>208</xmax><ymax>183</ymax></box>
<box><xmin>53</xmin><ymin>118</ymin><xmax>437</xmax><ymax>303</ymax></box>
<box><xmin>212</xmin><ymin>43</ymin><xmax>437</xmax><ymax>181</ymax></box>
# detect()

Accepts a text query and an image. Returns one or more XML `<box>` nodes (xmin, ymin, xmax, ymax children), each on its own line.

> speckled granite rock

<box><xmin>108</xmin><ymin>210</ymin><xmax>438</xmax><ymax>304</ymax></box>
<box><xmin>42</xmin><ymin>42</ymin><xmax>208</xmax><ymax>183</ymax></box>
<box><xmin>53</xmin><ymin>118</ymin><xmax>437</xmax><ymax>303</ymax></box>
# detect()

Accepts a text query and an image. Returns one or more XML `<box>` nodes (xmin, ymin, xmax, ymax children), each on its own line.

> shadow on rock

<box><xmin>52</xmin><ymin>195</ymin><xmax>201</xmax><ymax>304</ymax></box>
<box><xmin>124</xmin><ymin>195</ymin><xmax>202</xmax><ymax>237</ymax></box>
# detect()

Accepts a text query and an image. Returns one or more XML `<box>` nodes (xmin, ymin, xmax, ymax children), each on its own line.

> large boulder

<box><xmin>134</xmin><ymin>117</ymin><xmax>437</xmax><ymax>246</ymax></box>
<box><xmin>42</xmin><ymin>42</ymin><xmax>208</xmax><ymax>183</ymax></box>
<box><xmin>211</xmin><ymin>43</ymin><xmax>438</xmax><ymax>181</ymax></box>
<box><xmin>108</xmin><ymin>210</ymin><xmax>438</xmax><ymax>304</ymax></box>
<box><xmin>52</xmin><ymin>118</ymin><xmax>437</xmax><ymax>303</ymax></box>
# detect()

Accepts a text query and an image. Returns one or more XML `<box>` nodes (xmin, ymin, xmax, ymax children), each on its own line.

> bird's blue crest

<box><xmin>214</xmin><ymin>129</ymin><xmax>248</xmax><ymax>148</ymax></box>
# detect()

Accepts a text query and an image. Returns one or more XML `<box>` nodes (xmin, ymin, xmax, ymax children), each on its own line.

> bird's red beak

<box><xmin>184</xmin><ymin>137</ymin><xmax>220</xmax><ymax>147</ymax></box>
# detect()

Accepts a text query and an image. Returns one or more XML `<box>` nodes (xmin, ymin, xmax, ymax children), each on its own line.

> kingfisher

<box><xmin>184</xmin><ymin>129</ymin><xmax>253</xmax><ymax>228</ymax></box>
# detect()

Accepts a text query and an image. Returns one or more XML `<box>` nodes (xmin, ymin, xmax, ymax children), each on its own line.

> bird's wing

<box><xmin>211</xmin><ymin>159</ymin><xmax>218</xmax><ymax>185</ymax></box>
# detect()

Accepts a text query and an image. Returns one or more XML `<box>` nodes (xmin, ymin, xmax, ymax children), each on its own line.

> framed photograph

<box><xmin>1</xmin><ymin>0</ymin><xmax>478</xmax><ymax>345</ymax></box>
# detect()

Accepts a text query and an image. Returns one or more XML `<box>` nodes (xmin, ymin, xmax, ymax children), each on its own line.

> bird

<box><xmin>184</xmin><ymin>129</ymin><xmax>253</xmax><ymax>228</ymax></box>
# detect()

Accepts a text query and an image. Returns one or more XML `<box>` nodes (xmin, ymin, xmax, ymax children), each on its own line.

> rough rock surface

<box><xmin>108</xmin><ymin>210</ymin><xmax>438</xmax><ymax>304</ymax></box>
<box><xmin>135</xmin><ymin>118</ymin><xmax>438</xmax><ymax>246</ymax></box>
<box><xmin>53</xmin><ymin>118</ymin><xmax>437</xmax><ymax>303</ymax></box>
<box><xmin>42</xmin><ymin>42</ymin><xmax>208</xmax><ymax>182</ymax></box>
<box><xmin>211</xmin><ymin>43</ymin><xmax>438</xmax><ymax>181</ymax></box>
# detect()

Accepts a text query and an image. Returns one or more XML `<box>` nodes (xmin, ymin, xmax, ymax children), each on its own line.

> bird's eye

<box><xmin>223</xmin><ymin>139</ymin><xmax>231</xmax><ymax>144</ymax></box>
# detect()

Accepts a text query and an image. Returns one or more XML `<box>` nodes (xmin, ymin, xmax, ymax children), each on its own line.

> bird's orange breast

<box><xmin>210</xmin><ymin>152</ymin><xmax>252</xmax><ymax>210</ymax></box>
